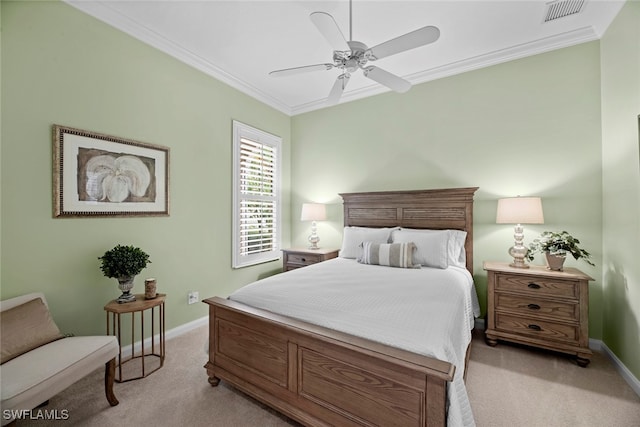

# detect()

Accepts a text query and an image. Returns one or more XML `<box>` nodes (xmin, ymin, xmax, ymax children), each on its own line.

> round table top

<box><xmin>104</xmin><ymin>293</ymin><xmax>166</xmax><ymax>313</ymax></box>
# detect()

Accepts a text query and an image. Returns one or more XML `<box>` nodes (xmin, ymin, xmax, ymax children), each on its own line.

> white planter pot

<box><xmin>545</xmin><ymin>252</ymin><xmax>566</xmax><ymax>271</ymax></box>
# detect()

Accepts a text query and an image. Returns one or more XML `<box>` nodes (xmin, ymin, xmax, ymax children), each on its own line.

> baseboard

<box><xmin>593</xmin><ymin>339</ymin><xmax>640</xmax><ymax>398</ymax></box>
<box><xmin>124</xmin><ymin>316</ymin><xmax>640</xmax><ymax>399</ymax></box>
<box><xmin>118</xmin><ymin>315</ymin><xmax>208</xmax><ymax>359</ymax></box>
<box><xmin>474</xmin><ymin>318</ymin><xmax>485</xmax><ymax>330</ymax></box>
<box><xmin>475</xmin><ymin>318</ymin><xmax>639</xmax><ymax>398</ymax></box>
<box><xmin>165</xmin><ymin>315</ymin><xmax>209</xmax><ymax>340</ymax></box>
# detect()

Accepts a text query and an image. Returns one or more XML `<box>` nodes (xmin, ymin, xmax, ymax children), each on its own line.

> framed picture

<box><xmin>53</xmin><ymin>125</ymin><xmax>170</xmax><ymax>217</ymax></box>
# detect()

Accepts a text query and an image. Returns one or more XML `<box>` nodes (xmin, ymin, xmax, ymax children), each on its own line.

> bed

<box><xmin>204</xmin><ymin>187</ymin><xmax>479</xmax><ymax>426</ymax></box>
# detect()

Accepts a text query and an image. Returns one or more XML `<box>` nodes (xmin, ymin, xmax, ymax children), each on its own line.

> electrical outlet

<box><xmin>188</xmin><ymin>291</ymin><xmax>199</xmax><ymax>305</ymax></box>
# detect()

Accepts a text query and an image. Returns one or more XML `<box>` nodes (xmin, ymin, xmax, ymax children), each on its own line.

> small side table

<box><xmin>282</xmin><ymin>248</ymin><xmax>339</xmax><ymax>272</ymax></box>
<box><xmin>104</xmin><ymin>293</ymin><xmax>166</xmax><ymax>382</ymax></box>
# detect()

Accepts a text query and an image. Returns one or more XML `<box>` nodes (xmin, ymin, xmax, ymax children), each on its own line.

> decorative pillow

<box><xmin>392</xmin><ymin>228</ymin><xmax>468</xmax><ymax>268</ymax></box>
<box><xmin>339</xmin><ymin>226</ymin><xmax>398</xmax><ymax>259</ymax></box>
<box><xmin>1</xmin><ymin>298</ymin><xmax>64</xmax><ymax>364</ymax></box>
<box><xmin>357</xmin><ymin>242</ymin><xmax>419</xmax><ymax>268</ymax></box>
<box><xmin>392</xmin><ymin>229</ymin><xmax>449</xmax><ymax>269</ymax></box>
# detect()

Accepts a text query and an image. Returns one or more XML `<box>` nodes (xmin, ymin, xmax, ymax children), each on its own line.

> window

<box><xmin>232</xmin><ymin>121</ymin><xmax>282</xmax><ymax>268</ymax></box>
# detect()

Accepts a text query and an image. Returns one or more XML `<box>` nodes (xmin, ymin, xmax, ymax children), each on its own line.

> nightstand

<box><xmin>282</xmin><ymin>248</ymin><xmax>339</xmax><ymax>272</ymax></box>
<box><xmin>483</xmin><ymin>261</ymin><xmax>593</xmax><ymax>367</ymax></box>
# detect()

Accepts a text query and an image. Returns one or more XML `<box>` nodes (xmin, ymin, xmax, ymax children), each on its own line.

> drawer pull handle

<box><xmin>527</xmin><ymin>303</ymin><xmax>541</xmax><ymax>310</ymax></box>
<box><xmin>301</xmin><ymin>258</ymin><xmax>306</xmax><ymax>262</ymax></box>
<box><xmin>528</xmin><ymin>283</ymin><xmax>541</xmax><ymax>289</ymax></box>
<box><xmin>528</xmin><ymin>324</ymin><xmax>542</xmax><ymax>331</ymax></box>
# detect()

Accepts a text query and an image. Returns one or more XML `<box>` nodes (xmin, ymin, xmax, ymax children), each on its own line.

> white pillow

<box><xmin>339</xmin><ymin>227</ymin><xmax>398</xmax><ymax>259</ymax></box>
<box><xmin>448</xmin><ymin>229</ymin><xmax>468</xmax><ymax>268</ymax></box>
<box><xmin>392</xmin><ymin>229</ymin><xmax>449</xmax><ymax>269</ymax></box>
<box><xmin>392</xmin><ymin>228</ymin><xmax>468</xmax><ymax>268</ymax></box>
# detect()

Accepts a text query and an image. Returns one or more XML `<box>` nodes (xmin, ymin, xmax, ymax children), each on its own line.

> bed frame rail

<box><xmin>205</xmin><ymin>297</ymin><xmax>454</xmax><ymax>427</ymax></box>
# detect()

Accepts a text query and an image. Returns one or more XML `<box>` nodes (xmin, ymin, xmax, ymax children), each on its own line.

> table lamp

<box><xmin>496</xmin><ymin>196</ymin><xmax>544</xmax><ymax>268</ymax></box>
<box><xmin>301</xmin><ymin>203</ymin><xmax>326</xmax><ymax>250</ymax></box>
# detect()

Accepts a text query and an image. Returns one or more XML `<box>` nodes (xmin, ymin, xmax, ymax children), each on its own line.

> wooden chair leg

<box><xmin>105</xmin><ymin>358</ymin><xmax>119</xmax><ymax>406</ymax></box>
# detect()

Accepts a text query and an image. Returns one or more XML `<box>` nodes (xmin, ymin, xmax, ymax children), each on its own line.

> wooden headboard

<box><xmin>340</xmin><ymin>187</ymin><xmax>479</xmax><ymax>273</ymax></box>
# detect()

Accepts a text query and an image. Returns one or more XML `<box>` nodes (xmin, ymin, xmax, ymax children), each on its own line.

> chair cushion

<box><xmin>1</xmin><ymin>298</ymin><xmax>64</xmax><ymax>364</ymax></box>
<box><xmin>0</xmin><ymin>335</ymin><xmax>118</xmax><ymax>411</ymax></box>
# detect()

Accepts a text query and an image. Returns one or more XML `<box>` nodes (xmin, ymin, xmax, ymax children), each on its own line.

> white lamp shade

<box><xmin>301</xmin><ymin>203</ymin><xmax>327</xmax><ymax>221</ymax></box>
<box><xmin>496</xmin><ymin>197</ymin><xmax>544</xmax><ymax>224</ymax></box>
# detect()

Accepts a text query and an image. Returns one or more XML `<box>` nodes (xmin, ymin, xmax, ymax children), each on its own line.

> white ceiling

<box><xmin>66</xmin><ymin>1</ymin><xmax>625</xmax><ymax>116</ymax></box>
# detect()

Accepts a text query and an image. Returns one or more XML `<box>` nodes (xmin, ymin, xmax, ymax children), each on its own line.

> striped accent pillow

<box><xmin>357</xmin><ymin>242</ymin><xmax>419</xmax><ymax>268</ymax></box>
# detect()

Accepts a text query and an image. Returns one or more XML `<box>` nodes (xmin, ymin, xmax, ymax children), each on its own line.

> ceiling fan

<box><xmin>269</xmin><ymin>0</ymin><xmax>440</xmax><ymax>105</ymax></box>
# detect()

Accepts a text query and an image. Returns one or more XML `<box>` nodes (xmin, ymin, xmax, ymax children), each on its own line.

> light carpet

<box><xmin>10</xmin><ymin>326</ymin><xmax>640</xmax><ymax>426</ymax></box>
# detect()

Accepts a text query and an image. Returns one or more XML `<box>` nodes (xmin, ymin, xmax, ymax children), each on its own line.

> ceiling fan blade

<box><xmin>363</xmin><ymin>66</ymin><xmax>411</xmax><ymax>93</ymax></box>
<box><xmin>310</xmin><ymin>12</ymin><xmax>350</xmax><ymax>52</ymax></box>
<box><xmin>269</xmin><ymin>63</ymin><xmax>334</xmax><ymax>77</ymax></box>
<box><xmin>369</xmin><ymin>26</ymin><xmax>440</xmax><ymax>60</ymax></box>
<box><xmin>327</xmin><ymin>74</ymin><xmax>350</xmax><ymax>105</ymax></box>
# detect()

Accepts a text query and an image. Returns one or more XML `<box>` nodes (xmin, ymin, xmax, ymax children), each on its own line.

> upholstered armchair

<box><xmin>0</xmin><ymin>293</ymin><xmax>119</xmax><ymax>425</ymax></box>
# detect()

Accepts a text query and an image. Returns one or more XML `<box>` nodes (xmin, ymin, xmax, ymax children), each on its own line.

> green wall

<box><xmin>0</xmin><ymin>1</ymin><xmax>291</xmax><ymax>335</ymax></box>
<box><xmin>601</xmin><ymin>0</ymin><xmax>640</xmax><ymax>380</ymax></box>
<box><xmin>3</xmin><ymin>0</ymin><xmax>639</xmax><ymax>382</ymax></box>
<box><xmin>291</xmin><ymin>42</ymin><xmax>604</xmax><ymax>339</ymax></box>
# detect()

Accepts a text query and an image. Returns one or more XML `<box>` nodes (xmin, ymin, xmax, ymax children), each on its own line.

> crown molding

<box><xmin>65</xmin><ymin>1</ymin><xmax>598</xmax><ymax>117</ymax></box>
<box><xmin>291</xmin><ymin>26</ymin><xmax>599</xmax><ymax>115</ymax></box>
<box><xmin>405</xmin><ymin>26</ymin><xmax>599</xmax><ymax>85</ymax></box>
<box><xmin>65</xmin><ymin>1</ymin><xmax>293</xmax><ymax>116</ymax></box>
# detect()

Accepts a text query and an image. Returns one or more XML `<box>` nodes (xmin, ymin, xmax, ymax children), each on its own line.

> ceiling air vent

<box><xmin>544</xmin><ymin>0</ymin><xmax>585</xmax><ymax>22</ymax></box>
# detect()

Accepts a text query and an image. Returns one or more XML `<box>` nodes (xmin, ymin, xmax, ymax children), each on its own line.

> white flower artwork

<box><xmin>84</xmin><ymin>154</ymin><xmax>152</xmax><ymax>203</ymax></box>
<box><xmin>53</xmin><ymin>125</ymin><xmax>169</xmax><ymax>217</ymax></box>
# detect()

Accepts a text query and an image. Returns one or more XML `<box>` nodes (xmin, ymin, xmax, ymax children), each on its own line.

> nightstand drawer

<box><xmin>496</xmin><ymin>274</ymin><xmax>578</xmax><ymax>299</ymax></box>
<box><xmin>495</xmin><ymin>294</ymin><xmax>579</xmax><ymax>321</ymax></box>
<box><xmin>496</xmin><ymin>313</ymin><xmax>579</xmax><ymax>343</ymax></box>
<box><xmin>282</xmin><ymin>248</ymin><xmax>339</xmax><ymax>272</ymax></box>
<box><xmin>287</xmin><ymin>253</ymin><xmax>323</xmax><ymax>266</ymax></box>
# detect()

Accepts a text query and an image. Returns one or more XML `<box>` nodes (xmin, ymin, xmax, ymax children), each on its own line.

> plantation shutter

<box><xmin>232</xmin><ymin>121</ymin><xmax>281</xmax><ymax>268</ymax></box>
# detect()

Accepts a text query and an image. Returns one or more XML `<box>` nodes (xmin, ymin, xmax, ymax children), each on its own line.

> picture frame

<box><xmin>53</xmin><ymin>125</ymin><xmax>170</xmax><ymax>217</ymax></box>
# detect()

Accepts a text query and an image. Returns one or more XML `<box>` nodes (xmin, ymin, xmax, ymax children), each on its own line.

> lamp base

<box><xmin>508</xmin><ymin>243</ymin><xmax>530</xmax><ymax>268</ymax></box>
<box><xmin>307</xmin><ymin>235</ymin><xmax>320</xmax><ymax>250</ymax></box>
<box><xmin>509</xmin><ymin>260</ymin><xmax>530</xmax><ymax>269</ymax></box>
<box><xmin>308</xmin><ymin>221</ymin><xmax>320</xmax><ymax>250</ymax></box>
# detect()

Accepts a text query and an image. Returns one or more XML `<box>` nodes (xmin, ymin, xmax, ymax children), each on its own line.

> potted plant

<box><xmin>99</xmin><ymin>244</ymin><xmax>151</xmax><ymax>303</ymax></box>
<box><xmin>526</xmin><ymin>231</ymin><xmax>594</xmax><ymax>271</ymax></box>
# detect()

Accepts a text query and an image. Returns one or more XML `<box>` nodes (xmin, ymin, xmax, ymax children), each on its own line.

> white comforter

<box><xmin>230</xmin><ymin>257</ymin><xmax>481</xmax><ymax>427</ymax></box>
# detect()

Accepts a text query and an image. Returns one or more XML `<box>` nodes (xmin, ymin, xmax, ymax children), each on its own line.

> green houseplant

<box><xmin>526</xmin><ymin>231</ymin><xmax>594</xmax><ymax>271</ymax></box>
<box><xmin>99</xmin><ymin>244</ymin><xmax>151</xmax><ymax>303</ymax></box>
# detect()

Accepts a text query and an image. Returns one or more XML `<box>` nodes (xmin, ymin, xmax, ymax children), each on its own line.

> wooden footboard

<box><xmin>204</xmin><ymin>297</ymin><xmax>455</xmax><ymax>427</ymax></box>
